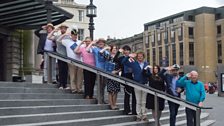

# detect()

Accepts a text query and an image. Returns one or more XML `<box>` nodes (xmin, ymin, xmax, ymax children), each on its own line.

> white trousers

<box><xmin>135</xmin><ymin>88</ymin><xmax>147</xmax><ymax>117</ymax></box>
<box><xmin>44</xmin><ymin>53</ymin><xmax>56</xmax><ymax>82</ymax></box>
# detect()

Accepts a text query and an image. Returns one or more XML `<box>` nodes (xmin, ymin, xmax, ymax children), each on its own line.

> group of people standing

<box><xmin>35</xmin><ymin>23</ymin><xmax>206</xmax><ymax>126</ymax></box>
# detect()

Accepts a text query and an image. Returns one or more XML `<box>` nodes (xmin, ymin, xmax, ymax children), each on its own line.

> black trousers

<box><xmin>58</xmin><ymin>60</ymin><xmax>68</xmax><ymax>88</ymax></box>
<box><xmin>83</xmin><ymin>70</ymin><xmax>96</xmax><ymax>98</ymax></box>
<box><xmin>168</xmin><ymin>101</ymin><xmax>180</xmax><ymax>126</ymax></box>
<box><xmin>186</xmin><ymin>108</ymin><xmax>197</xmax><ymax>126</ymax></box>
<box><xmin>123</xmin><ymin>73</ymin><xmax>137</xmax><ymax>115</ymax></box>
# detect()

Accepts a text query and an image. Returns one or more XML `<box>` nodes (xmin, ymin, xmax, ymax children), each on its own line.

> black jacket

<box><xmin>35</xmin><ymin>28</ymin><xmax>47</xmax><ymax>55</ymax></box>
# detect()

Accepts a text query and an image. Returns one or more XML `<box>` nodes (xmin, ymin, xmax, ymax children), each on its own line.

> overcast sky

<box><xmin>75</xmin><ymin>0</ymin><xmax>224</xmax><ymax>39</ymax></box>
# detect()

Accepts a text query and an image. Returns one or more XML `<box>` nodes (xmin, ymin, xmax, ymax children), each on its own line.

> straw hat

<box><xmin>46</xmin><ymin>23</ymin><xmax>54</xmax><ymax>29</ymax></box>
<box><xmin>59</xmin><ymin>24</ymin><xmax>68</xmax><ymax>29</ymax></box>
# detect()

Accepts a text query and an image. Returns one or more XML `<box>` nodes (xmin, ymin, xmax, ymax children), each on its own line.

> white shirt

<box><xmin>44</xmin><ymin>38</ymin><xmax>54</xmax><ymax>51</ymax></box>
<box><xmin>62</xmin><ymin>38</ymin><xmax>82</xmax><ymax>61</ymax></box>
<box><xmin>138</xmin><ymin>62</ymin><xmax>144</xmax><ymax>70</ymax></box>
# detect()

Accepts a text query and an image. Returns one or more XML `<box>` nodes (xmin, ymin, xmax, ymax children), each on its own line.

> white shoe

<box><xmin>65</xmin><ymin>87</ymin><xmax>70</xmax><ymax>90</ymax></box>
<box><xmin>59</xmin><ymin>87</ymin><xmax>63</xmax><ymax>90</ymax></box>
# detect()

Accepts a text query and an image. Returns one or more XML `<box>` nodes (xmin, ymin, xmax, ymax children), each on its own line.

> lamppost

<box><xmin>86</xmin><ymin>0</ymin><xmax>97</xmax><ymax>40</ymax></box>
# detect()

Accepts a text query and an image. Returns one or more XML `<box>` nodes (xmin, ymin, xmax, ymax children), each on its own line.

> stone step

<box><xmin>0</xmin><ymin>110</ymin><xmax>124</xmax><ymax>125</ymax></box>
<box><xmin>0</xmin><ymin>100</ymin><xmax>172</xmax><ymax>115</ymax></box>
<box><xmin>0</xmin><ymin>82</ymin><xmax>57</xmax><ymax>88</ymax></box>
<box><xmin>161</xmin><ymin>112</ymin><xmax>210</xmax><ymax>126</ymax></box>
<box><xmin>0</xmin><ymin>93</ymin><xmax>84</xmax><ymax>99</ymax></box>
<box><xmin>0</xmin><ymin>98</ymin><xmax>97</xmax><ymax>107</ymax></box>
<box><xmin>0</xmin><ymin>104</ymin><xmax>122</xmax><ymax>116</ymax></box>
<box><xmin>201</xmin><ymin>120</ymin><xmax>216</xmax><ymax>126</ymax></box>
<box><xmin>0</xmin><ymin>106</ymin><xmax>186</xmax><ymax>125</ymax></box>
<box><xmin>5</xmin><ymin>112</ymin><xmax>210</xmax><ymax>126</ymax></box>
<box><xmin>5</xmin><ymin>115</ymin><xmax>136</xmax><ymax>126</ymax></box>
<box><xmin>104</xmin><ymin>113</ymin><xmax>210</xmax><ymax>126</ymax></box>
<box><xmin>0</xmin><ymin>87</ymin><xmax>71</xmax><ymax>93</ymax></box>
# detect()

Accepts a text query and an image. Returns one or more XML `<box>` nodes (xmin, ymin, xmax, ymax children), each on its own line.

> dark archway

<box><xmin>0</xmin><ymin>34</ymin><xmax>7</xmax><ymax>81</ymax></box>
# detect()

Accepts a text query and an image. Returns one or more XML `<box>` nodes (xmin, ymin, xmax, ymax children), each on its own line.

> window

<box><xmin>188</xmin><ymin>15</ymin><xmax>194</xmax><ymax>21</ymax></box>
<box><xmin>159</xmin><ymin>47</ymin><xmax>163</xmax><ymax>66</ymax></box>
<box><xmin>173</xmin><ymin>17</ymin><xmax>184</xmax><ymax>23</ymax></box>
<box><xmin>78</xmin><ymin>29</ymin><xmax>84</xmax><ymax>41</ymax></box>
<box><xmin>165</xmin><ymin>45</ymin><xmax>169</xmax><ymax>66</ymax></box>
<box><xmin>157</xmin><ymin>33</ymin><xmax>161</xmax><ymax>41</ymax></box>
<box><xmin>152</xmin><ymin>48</ymin><xmax>156</xmax><ymax>65</ymax></box>
<box><xmin>151</xmin><ymin>34</ymin><xmax>155</xmax><ymax>47</ymax></box>
<box><xmin>216</xmin><ymin>13</ymin><xmax>221</xmax><ymax>20</ymax></box>
<box><xmin>171</xmin><ymin>30</ymin><xmax>175</xmax><ymax>38</ymax></box>
<box><xmin>179</xmin><ymin>43</ymin><xmax>184</xmax><ymax>65</ymax></box>
<box><xmin>145</xmin><ymin>36</ymin><xmax>149</xmax><ymax>48</ymax></box>
<box><xmin>217</xmin><ymin>25</ymin><xmax>221</xmax><ymax>35</ymax></box>
<box><xmin>178</xmin><ymin>27</ymin><xmax>183</xmax><ymax>41</ymax></box>
<box><xmin>78</xmin><ymin>10</ymin><xmax>84</xmax><ymax>22</ymax></box>
<box><xmin>61</xmin><ymin>0</ymin><xmax>73</xmax><ymax>4</ymax></box>
<box><xmin>178</xmin><ymin>27</ymin><xmax>182</xmax><ymax>36</ymax></box>
<box><xmin>189</xmin><ymin>27</ymin><xmax>194</xmax><ymax>38</ymax></box>
<box><xmin>164</xmin><ymin>31</ymin><xmax>168</xmax><ymax>44</ymax></box>
<box><xmin>218</xmin><ymin>41</ymin><xmax>222</xmax><ymax>63</ymax></box>
<box><xmin>157</xmin><ymin>33</ymin><xmax>161</xmax><ymax>45</ymax></box>
<box><xmin>146</xmin><ymin>49</ymin><xmax>150</xmax><ymax>62</ymax></box>
<box><xmin>189</xmin><ymin>42</ymin><xmax>194</xmax><ymax>65</ymax></box>
<box><xmin>172</xmin><ymin>44</ymin><xmax>176</xmax><ymax>64</ymax></box>
<box><xmin>171</xmin><ymin>30</ymin><xmax>175</xmax><ymax>43</ymax></box>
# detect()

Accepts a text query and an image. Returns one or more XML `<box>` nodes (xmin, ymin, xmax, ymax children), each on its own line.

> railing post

<box><xmin>154</xmin><ymin>93</ymin><xmax>159</xmax><ymax>126</ymax></box>
<box><xmin>47</xmin><ymin>54</ymin><xmax>52</xmax><ymax>83</ymax></box>
<box><xmin>196</xmin><ymin>108</ymin><xmax>201</xmax><ymax>126</ymax></box>
<box><xmin>96</xmin><ymin>72</ymin><xmax>101</xmax><ymax>104</ymax></box>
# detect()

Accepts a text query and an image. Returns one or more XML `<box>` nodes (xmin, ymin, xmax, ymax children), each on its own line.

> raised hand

<box><xmin>42</xmin><ymin>25</ymin><xmax>47</xmax><ymax>29</ymax></box>
<box><xmin>128</xmin><ymin>57</ymin><xmax>135</xmax><ymax>62</ymax></box>
<box><xmin>91</xmin><ymin>40</ymin><xmax>97</xmax><ymax>44</ymax></box>
<box><xmin>129</xmin><ymin>53</ymin><xmax>137</xmax><ymax>58</ymax></box>
<box><xmin>105</xmin><ymin>46</ymin><xmax>111</xmax><ymax>50</ymax></box>
<box><xmin>119</xmin><ymin>48</ymin><xmax>124</xmax><ymax>53</ymax></box>
<box><xmin>186</xmin><ymin>73</ymin><xmax>191</xmax><ymax>78</ymax></box>
<box><xmin>165</xmin><ymin>66</ymin><xmax>173</xmax><ymax>71</ymax></box>
<box><xmin>144</xmin><ymin>65</ymin><xmax>152</xmax><ymax>70</ymax></box>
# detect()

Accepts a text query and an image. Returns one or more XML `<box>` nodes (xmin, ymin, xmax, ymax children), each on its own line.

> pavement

<box><xmin>203</xmin><ymin>92</ymin><xmax>224</xmax><ymax>126</ymax></box>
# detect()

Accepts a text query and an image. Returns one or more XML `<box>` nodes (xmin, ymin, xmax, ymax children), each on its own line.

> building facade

<box><xmin>53</xmin><ymin>0</ymin><xmax>89</xmax><ymax>41</ymax></box>
<box><xmin>107</xmin><ymin>33</ymin><xmax>143</xmax><ymax>53</ymax></box>
<box><xmin>144</xmin><ymin>6</ymin><xmax>224</xmax><ymax>83</ymax></box>
<box><xmin>0</xmin><ymin>1</ymin><xmax>73</xmax><ymax>81</ymax></box>
<box><xmin>32</xmin><ymin>0</ymin><xmax>89</xmax><ymax>73</ymax></box>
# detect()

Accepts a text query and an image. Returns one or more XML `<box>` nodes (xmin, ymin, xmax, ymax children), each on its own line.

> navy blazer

<box><xmin>122</xmin><ymin>57</ymin><xmax>148</xmax><ymax>84</ymax></box>
<box><xmin>164</xmin><ymin>70</ymin><xmax>182</xmax><ymax>97</ymax></box>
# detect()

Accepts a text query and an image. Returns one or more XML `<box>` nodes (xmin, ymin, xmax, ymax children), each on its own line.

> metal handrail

<box><xmin>45</xmin><ymin>51</ymin><xmax>212</xmax><ymax>126</ymax></box>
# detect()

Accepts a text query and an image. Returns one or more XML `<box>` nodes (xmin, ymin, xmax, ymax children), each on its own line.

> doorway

<box><xmin>0</xmin><ymin>34</ymin><xmax>6</xmax><ymax>81</ymax></box>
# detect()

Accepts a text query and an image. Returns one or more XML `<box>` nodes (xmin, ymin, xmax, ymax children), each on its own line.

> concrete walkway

<box><xmin>203</xmin><ymin>92</ymin><xmax>224</xmax><ymax>126</ymax></box>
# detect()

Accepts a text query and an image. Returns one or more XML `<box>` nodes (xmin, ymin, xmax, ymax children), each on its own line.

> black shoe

<box><xmin>103</xmin><ymin>101</ymin><xmax>108</xmax><ymax>104</ymax></box>
<box><xmin>132</xmin><ymin>112</ymin><xmax>137</xmax><ymax>115</ymax></box>
<box><xmin>52</xmin><ymin>81</ymin><xmax>57</xmax><ymax>84</ymax></box>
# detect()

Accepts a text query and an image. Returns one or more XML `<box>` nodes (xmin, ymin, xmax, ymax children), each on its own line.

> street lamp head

<box><xmin>86</xmin><ymin>0</ymin><xmax>97</xmax><ymax>17</ymax></box>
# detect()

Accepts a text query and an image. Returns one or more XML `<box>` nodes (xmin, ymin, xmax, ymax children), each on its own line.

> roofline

<box><xmin>144</xmin><ymin>6</ymin><xmax>218</xmax><ymax>27</ymax></box>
